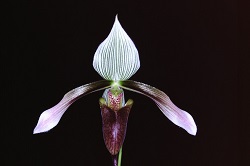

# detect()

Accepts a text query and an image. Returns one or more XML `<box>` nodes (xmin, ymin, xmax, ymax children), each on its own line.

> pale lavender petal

<box><xmin>120</xmin><ymin>80</ymin><xmax>197</xmax><ymax>135</ymax></box>
<box><xmin>33</xmin><ymin>80</ymin><xmax>111</xmax><ymax>134</ymax></box>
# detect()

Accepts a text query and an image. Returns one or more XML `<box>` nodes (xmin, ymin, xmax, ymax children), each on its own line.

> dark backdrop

<box><xmin>2</xmin><ymin>0</ymin><xmax>245</xmax><ymax>165</ymax></box>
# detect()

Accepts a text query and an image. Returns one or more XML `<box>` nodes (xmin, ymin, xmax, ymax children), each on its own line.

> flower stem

<box><xmin>118</xmin><ymin>146</ymin><xmax>122</xmax><ymax>166</ymax></box>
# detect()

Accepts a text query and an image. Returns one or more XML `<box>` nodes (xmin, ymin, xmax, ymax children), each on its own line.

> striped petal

<box><xmin>93</xmin><ymin>15</ymin><xmax>140</xmax><ymax>81</ymax></box>
<box><xmin>33</xmin><ymin>80</ymin><xmax>111</xmax><ymax>134</ymax></box>
<box><xmin>120</xmin><ymin>80</ymin><xmax>197</xmax><ymax>135</ymax></box>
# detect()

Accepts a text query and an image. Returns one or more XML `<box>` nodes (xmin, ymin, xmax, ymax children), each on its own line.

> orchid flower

<box><xmin>34</xmin><ymin>15</ymin><xmax>197</xmax><ymax>165</ymax></box>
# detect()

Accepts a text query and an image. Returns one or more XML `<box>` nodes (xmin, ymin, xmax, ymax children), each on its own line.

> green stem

<box><xmin>118</xmin><ymin>146</ymin><xmax>122</xmax><ymax>166</ymax></box>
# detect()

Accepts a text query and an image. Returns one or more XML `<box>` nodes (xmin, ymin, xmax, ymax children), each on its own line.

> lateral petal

<box><xmin>33</xmin><ymin>80</ymin><xmax>111</xmax><ymax>134</ymax></box>
<box><xmin>120</xmin><ymin>80</ymin><xmax>197</xmax><ymax>135</ymax></box>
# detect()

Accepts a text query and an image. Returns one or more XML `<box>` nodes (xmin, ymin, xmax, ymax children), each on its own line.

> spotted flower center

<box><xmin>105</xmin><ymin>88</ymin><xmax>124</xmax><ymax>111</ymax></box>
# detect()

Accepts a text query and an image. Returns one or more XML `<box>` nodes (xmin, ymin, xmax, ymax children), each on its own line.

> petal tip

<box><xmin>181</xmin><ymin>110</ymin><xmax>197</xmax><ymax>136</ymax></box>
<box><xmin>114</xmin><ymin>15</ymin><xmax>121</xmax><ymax>27</ymax></box>
<box><xmin>33</xmin><ymin>131</ymin><xmax>39</xmax><ymax>134</ymax></box>
<box><xmin>188</xmin><ymin>125</ymin><xmax>197</xmax><ymax>136</ymax></box>
<box><xmin>33</xmin><ymin>110</ymin><xmax>59</xmax><ymax>134</ymax></box>
<box><xmin>33</xmin><ymin>127</ymin><xmax>44</xmax><ymax>134</ymax></box>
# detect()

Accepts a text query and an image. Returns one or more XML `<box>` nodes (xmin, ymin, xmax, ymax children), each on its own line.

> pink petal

<box><xmin>121</xmin><ymin>80</ymin><xmax>197</xmax><ymax>135</ymax></box>
<box><xmin>33</xmin><ymin>80</ymin><xmax>111</xmax><ymax>134</ymax></box>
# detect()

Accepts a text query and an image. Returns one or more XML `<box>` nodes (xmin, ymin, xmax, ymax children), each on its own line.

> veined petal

<box><xmin>33</xmin><ymin>80</ymin><xmax>111</xmax><ymax>134</ymax></box>
<box><xmin>120</xmin><ymin>80</ymin><xmax>197</xmax><ymax>135</ymax></box>
<box><xmin>93</xmin><ymin>15</ymin><xmax>140</xmax><ymax>81</ymax></box>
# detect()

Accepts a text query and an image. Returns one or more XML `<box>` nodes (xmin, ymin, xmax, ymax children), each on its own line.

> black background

<box><xmin>2</xmin><ymin>0</ymin><xmax>246</xmax><ymax>165</ymax></box>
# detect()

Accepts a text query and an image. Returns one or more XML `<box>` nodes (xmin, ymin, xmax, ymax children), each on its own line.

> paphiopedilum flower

<box><xmin>34</xmin><ymin>15</ymin><xmax>197</xmax><ymax>159</ymax></box>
